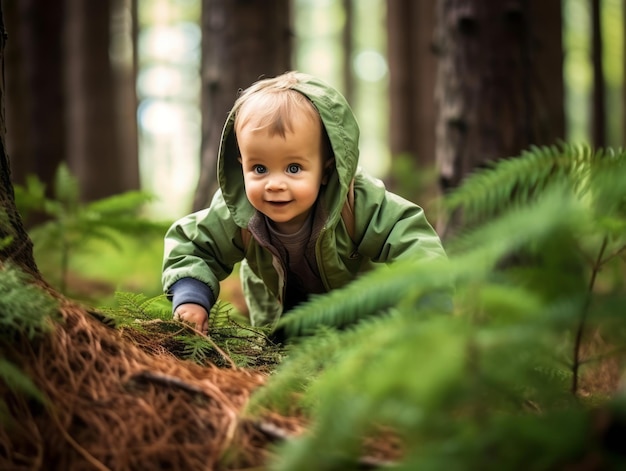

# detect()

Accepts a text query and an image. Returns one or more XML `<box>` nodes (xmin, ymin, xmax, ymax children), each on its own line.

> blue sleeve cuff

<box><xmin>168</xmin><ymin>278</ymin><xmax>215</xmax><ymax>315</ymax></box>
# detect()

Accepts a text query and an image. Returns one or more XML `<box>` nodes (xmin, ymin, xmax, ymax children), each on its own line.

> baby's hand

<box><xmin>174</xmin><ymin>303</ymin><xmax>209</xmax><ymax>335</ymax></box>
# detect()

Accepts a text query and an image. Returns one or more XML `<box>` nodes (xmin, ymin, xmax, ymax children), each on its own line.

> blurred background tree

<box><xmin>0</xmin><ymin>0</ymin><xmax>623</xmax><ymax>297</ymax></box>
<box><xmin>3</xmin><ymin>0</ymin><xmax>622</xmax><ymax>212</ymax></box>
<box><xmin>4</xmin><ymin>0</ymin><xmax>139</xmax><ymax>205</ymax></box>
<box><xmin>193</xmin><ymin>0</ymin><xmax>291</xmax><ymax>211</ymax></box>
<box><xmin>433</xmin><ymin>0</ymin><xmax>565</xmax><ymax>234</ymax></box>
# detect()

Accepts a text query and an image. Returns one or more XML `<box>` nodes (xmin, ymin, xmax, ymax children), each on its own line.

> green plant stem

<box><xmin>571</xmin><ymin>236</ymin><xmax>607</xmax><ymax>396</ymax></box>
<box><xmin>600</xmin><ymin>244</ymin><xmax>626</xmax><ymax>265</ymax></box>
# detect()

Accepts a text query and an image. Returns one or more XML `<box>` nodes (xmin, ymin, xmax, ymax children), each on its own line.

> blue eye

<box><xmin>253</xmin><ymin>165</ymin><xmax>267</xmax><ymax>174</ymax></box>
<box><xmin>287</xmin><ymin>164</ymin><xmax>301</xmax><ymax>174</ymax></box>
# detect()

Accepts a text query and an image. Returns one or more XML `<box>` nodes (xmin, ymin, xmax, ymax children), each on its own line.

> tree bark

<box><xmin>0</xmin><ymin>6</ymin><xmax>40</xmax><ymax>278</ymax></box>
<box><xmin>65</xmin><ymin>0</ymin><xmax>138</xmax><ymax>202</ymax></box>
<box><xmin>434</xmin><ymin>0</ymin><xmax>564</xmax><ymax>206</ymax></box>
<box><xmin>386</xmin><ymin>0</ymin><xmax>438</xmax><ymax>205</ymax></box>
<box><xmin>111</xmin><ymin>0</ymin><xmax>140</xmax><ymax>195</ymax></box>
<box><xmin>591</xmin><ymin>0</ymin><xmax>605</xmax><ymax>148</ymax></box>
<box><xmin>193</xmin><ymin>0</ymin><xmax>292</xmax><ymax>211</ymax></box>
<box><xmin>4</xmin><ymin>0</ymin><xmax>66</xmax><ymax>201</ymax></box>
<box><xmin>342</xmin><ymin>0</ymin><xmax>355</xmax><ymax>105</ymax></box>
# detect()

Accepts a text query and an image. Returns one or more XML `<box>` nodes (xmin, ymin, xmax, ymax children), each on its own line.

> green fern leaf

<box><xmin>0</xmin><ymin>263</ymin><xmax>58</xmax><ymax>338</ymax></box>
<box><xmin>53</xmin><ymin>163</ymin><xmax>80</xmax><ymax>209</ymax></box>
<box><xmin>0</xmin><ymin>359</ymin><xmax>46</xmax><ymax>403</ymax></box>
<box><xmin>444</xmin><ymin>143</ymin><xmax>625</xmax><ymax>225</ymax></box>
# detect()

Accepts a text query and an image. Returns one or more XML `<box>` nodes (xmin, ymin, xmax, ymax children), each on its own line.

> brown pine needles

<box><xmin>0</xmin><ymin>297</ymin><xmax>275</xmax><ymax>470</ymax></box>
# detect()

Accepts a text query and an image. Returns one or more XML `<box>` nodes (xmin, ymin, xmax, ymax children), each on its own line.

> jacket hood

<box><xmin>217</xmin><ymin>73</ymin><xmax>360</xmax><ymax>229</ymax></box>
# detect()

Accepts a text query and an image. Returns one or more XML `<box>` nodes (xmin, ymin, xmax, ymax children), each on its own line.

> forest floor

<box><xmin>1</xmin><ymin>260</ymin><xmax>623</xmax><ymax>469</ymax></box>
<box><xmin>0</xmin><ymin>274</ymin><xmax>405</xmax><ymax>470</ymax></box>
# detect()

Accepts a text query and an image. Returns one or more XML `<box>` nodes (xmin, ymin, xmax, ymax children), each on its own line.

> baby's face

<box><xmin>238</xmin><ymin>114</ymin><xmax>329</xmax><ymax>234</ymax></box>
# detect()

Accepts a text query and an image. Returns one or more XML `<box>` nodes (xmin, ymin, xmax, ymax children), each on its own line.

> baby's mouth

<box><xmin>267</xmin><ymin>200</ymin><xmax>291</xmax><ymax>206</ymax></box>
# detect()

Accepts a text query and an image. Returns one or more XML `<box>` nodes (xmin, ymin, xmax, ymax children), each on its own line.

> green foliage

<box><xmin>444</xmin><ymin>143</ymin><xmax>625</xmax><ymax>227</ymax></box>
<box><xmin>102</xmin><ymin>292</ymin><xmax>284</xmax><ymax>370</ymax></box>
<box><xmin>247</xmin><ymin>327</ymin><xmax>345</xmax><ymax>416</ymax></box>
<box><xmin>107</xmin><ymin>291</ymin><xmax>173</xmax><ymax>325</ymax></box>
<box><xmin>0</xmin><ymin>263</ymin><xmax>59</xmax><ymax>419</ymax></box>
<box><xmin>250</xmin><ymin>144</ymin><xmax>626</xmax><ymax>470</ymax></box>
<box><xmin>204</xmin><ymin>303</ymin><xmax>284</xmax><ymax>369</ymax></box>
<box><xmin>14</xmin><ymin>163</ymin><xmax>169</xmax><ymax>293</ymax></box>
<box><xmin>388</xmin><ymin>152</ymin><xmax>438</xmax><ymax>203</ymax></box>
<box><xmin>0</xmin><ymin>264</ymin><xmax>58</xmax><ymax>339</ymax></box>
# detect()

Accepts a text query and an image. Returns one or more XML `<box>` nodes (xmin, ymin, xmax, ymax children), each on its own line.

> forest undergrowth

<box><xmin>2</xmin><ymin>144</ymin><xmax>626</xmax><ymax>470</ymax></box>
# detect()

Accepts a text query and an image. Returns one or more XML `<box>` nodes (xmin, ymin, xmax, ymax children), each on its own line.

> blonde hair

<box><xmin>233</xmin><ymin>71</ymin><xmax>320</xmax><ymax>138</ymax></box>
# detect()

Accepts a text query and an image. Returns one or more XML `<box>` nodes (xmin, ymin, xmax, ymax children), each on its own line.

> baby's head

<box><xmin>233</xmin><ymin>72</ymin><xmax>335</xmax><ymax>233</ymax></box>
<box><xmin>233</xmin><ymin>72</ymin><xmax>333</xmax><ymax>159</ymax></box>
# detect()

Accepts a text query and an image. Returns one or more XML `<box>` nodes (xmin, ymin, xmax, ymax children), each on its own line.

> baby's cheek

<box><xmin>244</xmin><ymin>184</ymin><xmax>262</xmax><ymax>207</ymax></box>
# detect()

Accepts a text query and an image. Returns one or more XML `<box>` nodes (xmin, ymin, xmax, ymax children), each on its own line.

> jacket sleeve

<box><xmin>352</xmin><ymin>172</ymin><xmax>446</xmax><ymax>264</ymax></box>
<box><xmin>161</xmin><ymin>190</ymin><xmax>246</xmax><ymax>307</ymax></box>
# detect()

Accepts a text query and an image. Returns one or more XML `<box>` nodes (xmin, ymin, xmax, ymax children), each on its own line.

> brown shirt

<box><xmin>267</xmin><ymin>212</ymin><xmax>326</xmax><ymax>311</ymax></box>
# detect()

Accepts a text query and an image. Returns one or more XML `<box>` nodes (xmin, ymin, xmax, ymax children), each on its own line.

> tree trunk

<box><xmin>193</xmin><ymin>0</ymin><xmax>292</xmax><ymax>211</ymax></box>
<box><xmin>591</xmin><ymin>0</ymin><xmax>605</xmax><ymax>148</ymax></box>
<box><xmin>434</xmin><ymin>0</ymin><xmax>564</xmax><ymax>233</ymax></box>
<box><xmin>342</xmin><ymin>0</ymin><xmax>355</xmax><ymax>105</ymax></box>
<box><xmin>386</xmin><ymin>0</ymin><xmax>438</xmax><ymax>206</ymax></box>
<box><xmin>4</xmin><ymin>0</ymin><xmax>66</xmax><ymax>202</ymax></box>
<box><xmin>111</xmin><ymin>0</ymin><xmax>140</xmax><ymax>195</ymax></box>
<box><xmin>0</xmin><ymin>6</ymin><xmax>40</xmax><ymax>278</ymax></box>
<box><xmin>65</xmin><ymin>0</ymin><xmax>138</xmax><ymax>202</ymax></box>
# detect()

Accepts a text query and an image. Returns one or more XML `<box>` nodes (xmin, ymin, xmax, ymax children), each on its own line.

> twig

<box><xmin>228</xmin><ymin>317</ymin><xmax>278</xmax><ymax>346</ymax></box>
<box><xmin>251</xmin><ymin>420</ymin><xmax>397</xmax><ymax>469</ymax></box>
<box><xmin>178</xmin><ymin>321</ymin><xmax>238</xmax><ymax>369</ymax></box>
<box><xmin>130</xmin><ymin>370</ymin><xmax>241</xmax><ymax>461</ymax></box>
<box><xmin>131</xmin><ymin>370</ymin><xmax>211</xmax><ymax>397</ymax></box>
<box><xmin>254</xmin><ymin>420</ymin><xmax>296</xmax><ymax>441</ymax></box>
<box><xmin>600</xmin><ymin>243</ymin><xmax>626</xmax><ymax>265</ymax></box>
<box><xmin>49</xmin><ymin>406</ymin><xmax>111</xmax><ymax>471</ymax></box>
<box><xmin>572</xmin><ymin>236</ymin><xmax>608</xmax><ymax>396</ymax></box>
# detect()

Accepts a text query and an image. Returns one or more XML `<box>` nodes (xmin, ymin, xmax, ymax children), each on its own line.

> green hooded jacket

<box><xmin>162</xmin><ymin>73</ymin><xmax>446</xmax><ymax>327</ymax></box>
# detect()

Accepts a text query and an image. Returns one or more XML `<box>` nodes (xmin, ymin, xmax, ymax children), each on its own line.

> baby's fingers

<box><xmin>200</xmin><ymin>316</ymin><xmax>210</xmax><ymax>335</ymax></box>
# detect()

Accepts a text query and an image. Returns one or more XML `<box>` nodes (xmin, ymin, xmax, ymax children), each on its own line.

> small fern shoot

<box><xmin>13</xmin><ymin>162</ymin><xmax>169</xmax><ymax>293</ymax></box>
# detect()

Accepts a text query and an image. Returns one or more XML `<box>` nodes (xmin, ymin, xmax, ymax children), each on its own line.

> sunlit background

<box><xmin>134</xmin><ymin>0</ymin><xmax>389</xmax><ymax>218</ymax></box>
<box><xmin>133</xmin><ymin>0</ymin><xmax>623</xmax><ymax>218</ymax></box>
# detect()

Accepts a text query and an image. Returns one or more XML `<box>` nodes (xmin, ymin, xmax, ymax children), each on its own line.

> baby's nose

<box><xmin>265</xmin><ymin>176</ymin><xmax>287</xmax><ymax>190</ymax></box>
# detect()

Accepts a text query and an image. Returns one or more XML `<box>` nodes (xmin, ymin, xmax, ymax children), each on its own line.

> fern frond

<box><xmin>13</xmin><ymin>175</ymin><xmax>47</xmax><ymax>219</ymax></box>
<box><xmin>98</xmin><ymin>292</ymin><xmax>171</xmax><ymax>330</ymax></box>
<box><xmin>277</xmin><ymin>256</ymin><xmax>453</xmax><ymax>337</ymax></box>
<box><xmin>263</xmin><ymin>145</ymin><xmax>626</xmax><ymax>471</ymax></box>
<box><xmin>14</xmin><ymin>163</ymin><xmax>169</xmax><ymax>294</ymax></box>
<box><xmin>0</xmin><ymin>264</ymin><xmax>57</xmax><ymax>419</ymax></box>
<box><xmin>448</xmin><ymin>182</ymin><xmax>588</xmax><ymax>255</ymax></box>
<box><xmin>0</xmin><ymin>263</ymin><xmax>58</xmax><ymax>339</ymax></box>
<box><xmin>444</xmin><ymin>143</ymin><xmax>624</xmax><ymax>224</ymax></box>
<box><xmin>52</xmin><ymin>163</ymin><xmax>80</xmax><ymax>209</ymax></box>
<box><xmin>281</xmin><ymin>186</ymin><xmax>587</xmax><ymax>337</ymax></box>
<box><xmin>114</xmin><ymin>292</ymin><xmax>171</xmax><ymax>321</ymax></box>
<box><xmin>246</xmin><ymin>327</ymin><xmax>345</xmax><ymax>415</ymax></box>
<box><xmin>174</xmin><ymin>334</ymin><xmax>216</xmax><ymax>364</ymax></box>
<box><xmin>86</xmin><ymin>190</ymin><xmax>154</xmax><ymax>215</ymax></box>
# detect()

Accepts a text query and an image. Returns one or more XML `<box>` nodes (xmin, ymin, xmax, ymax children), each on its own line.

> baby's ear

<box><xmin>322</xmin><ymin>158</ymin><xmax>335</xmax><ymax>185</ymax></box>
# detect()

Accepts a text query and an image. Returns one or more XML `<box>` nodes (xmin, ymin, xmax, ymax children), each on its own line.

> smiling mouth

<box><xmin>267</xmin><ymin>201</ymin><xmax>291</xmax><ymax>206</ymax></box>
